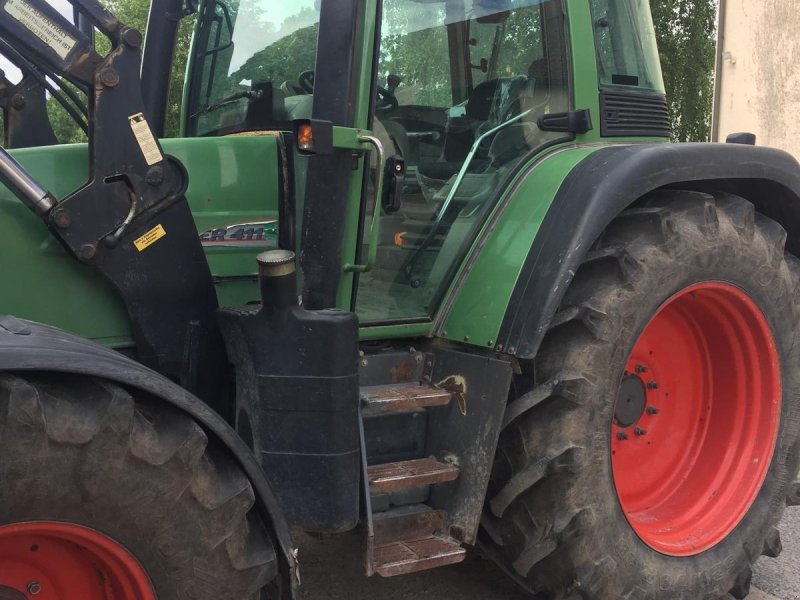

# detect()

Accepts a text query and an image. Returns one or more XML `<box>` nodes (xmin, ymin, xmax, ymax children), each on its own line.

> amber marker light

<box><xmin>297</xmin><ymin>123</ymin><xmax>314</xmax><ymax>152</ymax></box>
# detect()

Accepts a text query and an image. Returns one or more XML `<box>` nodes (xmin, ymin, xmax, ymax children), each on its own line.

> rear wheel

<box><xmin>0</xmin><ymin>373</ymin><xmax>281</xmax><ymax>600</ymax></box>
<box><xmin>482</xmin><ymin>191</ymin><xmax>800</xmax><ymax>598</ymax></box>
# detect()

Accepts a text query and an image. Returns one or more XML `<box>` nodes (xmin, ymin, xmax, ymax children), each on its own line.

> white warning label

<box><xmin>128</xmin><ymin>112</ymin><xmax>163</xmax><ymax>166</ymax></box>
<box><xmin>4</xmin><ymin>0</ymin><xmax>76</xmax><ymax>60</ymax></box>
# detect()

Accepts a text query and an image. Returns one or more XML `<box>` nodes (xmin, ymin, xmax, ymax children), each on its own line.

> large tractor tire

<box><xmin>0</xmin><ymin>372</ymin><xmax>281</xmax><ymax>600</ymax></box>
<box><xmin>482</xmin><ymin>190</ymin><xmax>800</xmax><ymax>599</ymax></box>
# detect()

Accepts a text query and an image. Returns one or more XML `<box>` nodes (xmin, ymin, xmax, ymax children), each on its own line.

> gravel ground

<box><xmin>298</xmin><ymin>501</ymin><xmax>799</xmax><ymax>600</ymax></box>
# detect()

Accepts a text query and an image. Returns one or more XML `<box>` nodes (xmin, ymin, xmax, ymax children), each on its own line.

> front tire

<box><xmin>482</xmin><ymin>191</ymin><xmax>800</xmax><ymax>599</ymax></box>
<box><xmin>0</xmin><ymin>373</ymin><xmax>281</xmax><ymax>599</ymax></box>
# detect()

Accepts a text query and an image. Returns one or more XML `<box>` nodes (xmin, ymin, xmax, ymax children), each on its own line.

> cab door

<box><xmin>354</xmin><ymin>0</ymin><xmax>572</xmax><ymax>326</ymax></box>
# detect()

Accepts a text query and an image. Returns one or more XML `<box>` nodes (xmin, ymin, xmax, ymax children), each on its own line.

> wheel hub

<box><xmin>614</xmin><ymin>374</ymin><xmax>647</xmax><ymax>428</ymax></box>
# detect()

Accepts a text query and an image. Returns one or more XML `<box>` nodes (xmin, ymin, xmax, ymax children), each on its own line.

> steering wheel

<box><xmin>376</xmin><ymin>86</ymin><xmax>399</xmax><ymax>112</ymax></box>
<box><xmin>298</xmin><ymin>70</ymin><xmax>315</xmax><ymax>94</ymax></box>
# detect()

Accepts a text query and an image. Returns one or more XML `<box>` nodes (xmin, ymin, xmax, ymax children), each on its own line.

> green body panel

<box><xmin>566</xmin><ymin>0</ymin><xmax>602</xmax><ymax>148</ymax></box>
<box><xmin>436</xmin><ymin>145</ymin><xmax>602</xmax><ymax>347</ymax></box>
<box><xmin>0</xmin><ymin>136</ymin><xmax>279</xmax><ymax>345</ymax></box>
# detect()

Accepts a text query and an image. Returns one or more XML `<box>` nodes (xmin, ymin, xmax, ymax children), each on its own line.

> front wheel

<box><xmin>482</xmin><ymin>190</ymin><xmax>800</xmax><ymax>599</ymax></box>
<box><xmin>0</xmin><ymin>373</ymin><xmax>282</xmax><ymax>600</ymax></box>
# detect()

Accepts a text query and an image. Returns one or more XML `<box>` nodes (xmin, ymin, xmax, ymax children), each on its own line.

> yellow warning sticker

<box><xmin>128</xmin><ymin>112</ymin><xmax>163</xmax><ymax>166</ymax></box>
<box><xmin>134</xmin><ymin>224</ymin><xmax>166</xmax><ymax>252</ymax></box>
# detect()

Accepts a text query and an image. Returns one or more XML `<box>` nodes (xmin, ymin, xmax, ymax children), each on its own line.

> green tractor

<box><xmin>0</xmin><ymin>0</ymin><xmax>798</xmax><ymax>597</ymax></box>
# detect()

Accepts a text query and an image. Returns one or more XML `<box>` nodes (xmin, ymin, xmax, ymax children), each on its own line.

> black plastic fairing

<box><xmin>300</xmin><ymin>0</ymin><xmax>364</xmax><ymax>310</ymax></box>
<box><xmin>498</xmin><ymin>142</ymin><xmax>800</xmax><ymax>359</ymax></box>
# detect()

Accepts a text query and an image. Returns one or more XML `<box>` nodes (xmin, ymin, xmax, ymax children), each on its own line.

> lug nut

<box><xmin>634</xmin><ymin>427</ymin><xmax>647</xmax><ymax>436</ymax></box>
<box><xmin>78</xmin><ymin>243</ymin><xmax>97</xmax><ymax>261</ymax></box>
<box><xmin>27</xmin><ymin>581</ymin><xmax>41</xmax><ymax>595</ymax></box>
<box><xmin>617</xmin><ymin>431</ymin><xmax>628</xmax><ymax>441</ymax></box>
<box><xmin>99</xmin><ymin>68</ymin><xmax>119</xmax><ymax>88</ymax></box>
<box><xmin>11</xmin><ymin>93</ymin><xmax>25</xmax><ymax>110</ymax></box>
<box><xmin>635</xmin><ymin>364</ymin><xmax>647</xmax><ymax>373</ymax></box>
<box><xmin>647</xmin><ymin>380</ymin><xmax>659</xmax><ymax>389</ymax></box>
<box><xmin>646</xmin><ymin>406</ymin><xmax>659</xmax><ymax>415</ymax></box>
<box><xmin>51</xmin><ymin>208</ymin><xmax>71</xmax><ymax>229</ymax></box>
<box><xmin>121</xmin><ymin>27</ymin><xmax>143</xmax><ymax>48</ymax></box>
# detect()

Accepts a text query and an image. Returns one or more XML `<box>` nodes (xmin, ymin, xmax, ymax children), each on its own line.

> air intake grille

<box><xmin>600</xmin><ymin>91</ymin><xmax>671</xmax><ymax>138</ymax></box>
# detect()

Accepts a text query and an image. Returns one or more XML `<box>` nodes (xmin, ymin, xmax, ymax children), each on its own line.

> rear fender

<box><xmin>497</xmin><ymin>142</ymin><xmax>800</xmax><ymax>359</ymax></box>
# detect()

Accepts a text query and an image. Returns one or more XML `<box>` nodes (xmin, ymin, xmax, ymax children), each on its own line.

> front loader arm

<box><xmin>0</xmin><ymin>0</ymin><xmax>228</xmax><ymax>413</ymax></box>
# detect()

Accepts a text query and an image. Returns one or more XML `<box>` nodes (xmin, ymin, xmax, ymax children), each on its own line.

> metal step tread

<box><xmin>361</xmin><ymin>384</ymin><xmax>452</xmax><ymax>413</ymax></box>
<box><xmin>373</xmin><ymin>504</ymin><xmax>446</xmax><ymax>545</ymax></box>
<box><xmin>373</xmin><ymin>534</ymin><xmax>466</xmax><ymax>577</ymax></box>
<box><xmin>368</xmin><ymin>457</ymin><xmax>459</xmax><ymax>492</ymax></box>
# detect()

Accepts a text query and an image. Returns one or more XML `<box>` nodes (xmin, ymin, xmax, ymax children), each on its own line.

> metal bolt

<box><xmin>99</xmin><ymin>68</ymin><xmax>120</xmax><ymax>88</ymax></box>
<box><xmin>27</xmin><ymin>581</ymin><xmax>41</xmax><ymax>595</ymax></box>
<box><xmin>360</xmin><ymin>359</ymin><xmax>368</xmax><ymax>367</ymax></box>
<box><xmin>52</xmin><ymin>208</ymin><xmax>71</xmax><ymax>229</ymax></box>
<box><xmin>78</xmin><ymin>243</ymin><xmax>97</xmax><ymax>261</ymax></box>
<box><xmin>145</xmin><ymin>165</ymin><xmax>164</xmax><ymax>186</ymax></box>
<box><xmin>647</xmin><ymin>380</ymin><xmax>659</xmax><ymax>390</ymax></box>
<box><xmin>634</xmin><ymin>427</ymin><xmax>647</xmax><ymax>436</ymax></box>
<box><xmin>463</xmin><ymin>335</ymin><xmax>470</xmax><ymax>342</ymax></box>
<box><xmin>635</xmin><ymin>364</ymin><xmax>647</xmax><ymax>374</ymax></box>
<box><xmin>646</xmin><ymin>406</ymin><xmax>659</xmax><ymax>415</ymax></box>
<box><xmin>10</xmin><ymin>93</ymin><xmax>25</xmax><ymax>110</ymax></box>
<box><xmin>617</xmin><ymin>431</ymin><xmax>628</xmax><ymax>441</ymax></box>
<box><xmin>121</xmin><ymin>27</ymin><xmax>143</xmax><ymax>48</ymax></box>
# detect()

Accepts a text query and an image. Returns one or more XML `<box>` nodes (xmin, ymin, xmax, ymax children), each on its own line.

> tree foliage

<box><xmin>650</xmin><ymin>0</ymin><xmax>717</xmax><ymax>142</ymax></box>
<box><xmin>231</xmin><ymin>8</ymin><xmax>318</xmax><ymax>92</ymax></box>
<box><xmin>47</xmin><ymin>0</ymin><xmax>194</xmax><ymax>142</ymax></box>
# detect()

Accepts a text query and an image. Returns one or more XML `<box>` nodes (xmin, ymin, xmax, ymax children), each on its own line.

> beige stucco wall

<box><xmin>713</xmin><ymin>0</ymin><xmax>800</xmax><ymax>159</ymax></box>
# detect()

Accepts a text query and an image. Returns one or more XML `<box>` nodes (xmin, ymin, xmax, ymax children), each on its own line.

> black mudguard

<box><xmin>0</xmin><ymin>315</ymin><xmax>298</xmax><ymax>595</ymax></box>
<box><xmin>498</xmin><ymin>142</ymin><xmax>800</xmax><ymax>359</ymax></box>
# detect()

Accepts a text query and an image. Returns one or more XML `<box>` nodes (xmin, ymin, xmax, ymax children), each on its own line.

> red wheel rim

<box><xmin>0</xmin><ymin>521</ymin><xmax>156</xmax><ymax>599</ymax></box>
<box><xmin>611</xmin><ymin>281</ymin><xmax>781</xmax><ymax>556</ymax></box>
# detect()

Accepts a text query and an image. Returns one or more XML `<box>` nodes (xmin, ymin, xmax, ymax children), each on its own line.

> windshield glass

<box><xmin>186</xmin><ymin>0</ymin><xmax>320</xmax><ymax>136</ymax></box>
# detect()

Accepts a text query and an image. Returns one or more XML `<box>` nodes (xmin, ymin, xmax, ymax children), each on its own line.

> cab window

<box><xmin>356</xmin><ymin>0</ymin><xmax>570</xmax><ymax>323</ymax></box>
<box><xmin>185</xmin><ymin>0</ymin><xmax>320</xmax><ymax>136</ymax></box>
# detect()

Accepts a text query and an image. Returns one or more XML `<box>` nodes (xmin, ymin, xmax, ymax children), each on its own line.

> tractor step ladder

<box><xmin>367</xmin><ymin>457</ymin><xmax>459</xmax><ymax>492</ymax></box>
<box><xmin>360</xmin><ymin>383</ymin><xmax>466</xmax><ymax>577</ymax></box>
<box><xmin>361</xmin><ymin>384</ymin><xmax>452</xmax><ymax>412</ymax></box>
